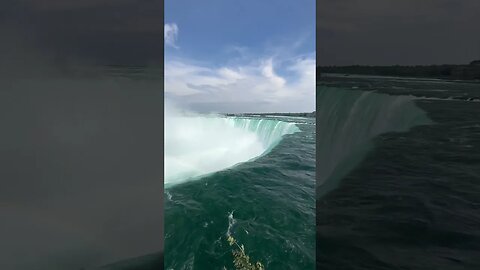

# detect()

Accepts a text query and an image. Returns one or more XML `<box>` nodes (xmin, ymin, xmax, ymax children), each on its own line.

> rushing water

<box><xmin>165</xmin><ymin>114</ymin><xmax>299</xmax><ymax>187</ymax></box>
<box><xmin>316</xmin><ymin>87</ymin><xmax>432</xmax><ymax>197</ymax></box>
<box><xmin>164</xmin><ymin>113</ymin><xmax>315</xmax><ymax>269</ymax></box>
<box><xmin>317</xmin><ymin>75</ymin><xmax>480</xmax><ymax>270</ymax></box>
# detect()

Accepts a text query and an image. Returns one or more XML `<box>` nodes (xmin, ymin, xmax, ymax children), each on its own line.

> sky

<box><xmin>164</xmin><ymin>0</ymin><xmax>316</xmax><ymax>113</ymax></box>
<box><xmin>318</xmin><ymin>0</ymin><xmax>480</xmax><ymax>66</ymax></box>
<box><xmin>0</xmin><ymin>0</ymin><xmax>163</xmax><ymax>65</ymax></box>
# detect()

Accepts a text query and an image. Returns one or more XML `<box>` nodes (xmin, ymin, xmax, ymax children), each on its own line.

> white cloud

<box><xmin>165</xmin><ymin>54</ymin><xmax>315</xmax><ymax>113</ymax></box>
<box><xmin>261</xmin><ymin>58</ymin><xmax>286</xmax><ymax>88</ymax></box>
<box><xmin>164</xmin><ymin>23</ymin><xmax>179</xmax><ymax>48</ymax></box>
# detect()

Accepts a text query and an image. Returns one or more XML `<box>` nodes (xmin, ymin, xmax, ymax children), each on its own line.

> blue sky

<box><xmin>165</xmin><ymin>0</ymin><xmax>315</xmax><ymax>113</ymax></box>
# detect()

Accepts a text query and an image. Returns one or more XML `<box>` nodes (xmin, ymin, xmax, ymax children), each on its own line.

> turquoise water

<box><xmin>164</xmin><ymin>115</ymin><xmax>315</xmax><ymax>269</ymax></box>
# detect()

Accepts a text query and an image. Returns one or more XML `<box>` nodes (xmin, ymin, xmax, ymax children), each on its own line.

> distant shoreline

<box><xmin>317</xmin><ymin>62</ymin><xmax>480</xmax><ymax>81</ymax></box>
<box><xmin>225</xmin><ymin>112</ymin><xmax>315</xmax><ymax>118</ymax></box>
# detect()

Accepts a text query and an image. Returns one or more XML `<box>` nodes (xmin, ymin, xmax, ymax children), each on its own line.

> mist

<box><xmin>164</xmin><ymin>101</ymin><xmax>263</xmax><ymax>186</ymax></box>
<box><xmin>164</xmin><ymin>100</ymin><xmax>300</xmax><ymax>187</ymax></box>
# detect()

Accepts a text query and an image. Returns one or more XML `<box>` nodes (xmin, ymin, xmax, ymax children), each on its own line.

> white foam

<box><xmin>226</xmin><ymin>211</ymin><xmax>236</xmax><ymax>237</ymax></box>
<box><xmin>164</xmin><ymin>104</ymin><xmax>299</xmax><ymax>187</ymax></box>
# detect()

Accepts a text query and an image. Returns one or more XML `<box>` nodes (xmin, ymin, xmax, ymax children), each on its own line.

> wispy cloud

<box><xmin>164</xmin><ymin>22</ymin><xmax>315</xmax><ymax>113</ymax></box>
<box><xmin>164</xmin><ymin>23</ymin><xmax>179</xmax><ymax>49</ymax></box>
<box><xmin>165</xmin><ymin>54</ymin><xmax>315</xmax><ymax>113</ymax></box>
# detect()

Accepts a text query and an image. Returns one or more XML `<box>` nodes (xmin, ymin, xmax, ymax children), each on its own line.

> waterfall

<box><xmin>165</xmin><ymin>114</ymin><xmax>299</xmax><ymax>187</ymax></box>
<box><xmin>316</xmin><ymin>87</ymin><xmax>432</xmax><ymax>197</ymax></box>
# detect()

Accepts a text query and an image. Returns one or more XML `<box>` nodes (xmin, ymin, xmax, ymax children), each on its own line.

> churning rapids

<box><xmin>165</xmin><ymin>108</ymin><xmax>300</xmax><ymax>187</ymax></box>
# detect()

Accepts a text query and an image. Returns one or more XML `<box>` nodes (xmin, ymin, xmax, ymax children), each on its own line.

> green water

<box><xmin>317</xmin><ymin>76</ymin><xmax>480</xmax><ymax>269</ymax></box>
<box><xmin>316</xmin><ymin>86</ymin><xmax>433</xmax><ymax>197</ymax></box>
<box><xmin>164</xmin><ymin>116</ymin><xmax>315</xmax><ymax>269</ymax></box>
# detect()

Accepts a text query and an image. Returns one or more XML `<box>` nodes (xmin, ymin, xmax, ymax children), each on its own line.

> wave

<box><xmin>317</xmin><ymin>87</ymin><xmax>433</xmax><ymax>197</ymax></box>
<box><xmin>165</xmin><ymin>113</ymin><xmax>299</xmax><ymax>187</ymax></box>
